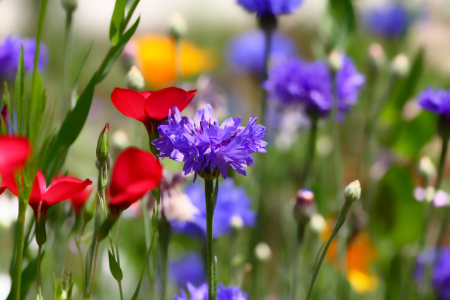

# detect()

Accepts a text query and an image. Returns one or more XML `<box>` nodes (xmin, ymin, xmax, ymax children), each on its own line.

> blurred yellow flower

<box><xmin>128</xmin><ymin>35</ymin><xmax>214</xmax><ymax>88</ymax></box>
<box><xmin>320</xmin><ymin>220</ymin><xmax>378</xmax><ymax>294</ymax></box>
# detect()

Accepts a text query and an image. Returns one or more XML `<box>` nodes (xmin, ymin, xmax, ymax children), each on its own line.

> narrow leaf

<box><xmin>109</xmin><ymin>0</ymin><xmax>127</xmax><ymax>45</ymax></box>
<box><xmin>108</xmin><ymin>250</ymin><xmax>123</xmax><ymax>281</ymax></box>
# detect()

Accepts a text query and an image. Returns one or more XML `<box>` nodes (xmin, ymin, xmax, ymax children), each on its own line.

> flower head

<box><xmin>4</xmin><ymin>170</ymin><xmax>92</xmax><ymax>219</ymax></box>
<box><xmin>153</xmin><ymin>105</ymin><xmax>266</xmax><ymax>179</ymax></box>
<box><xmin>415</xmin><ymin>248</ymin><xmax>450</xmax><ymax>299</ymax></box>
<box><xmin>171</xmin><ymin>178</ymin><xmax>256</xmax><ymax>238</ymax></box>
<box><xmin>226</xmin><ymin>30</ymin><xmax>297</xmax><ymax>76</ymax></box>
<box><xmin>0</xmin><ymin>136</ymin><xmax>31</xmax><ymax>176</ymax></box>
<box><xmin>69</xmin><ymin>187</ymin><xmax>93</xmax><ymax>214</ymax></box>
<box><xmin>417</xmin><ymin>88</ymin><xmax>450</xmax><ymax>119</ymax></box>
<box><xmin>109</xmin><ymin>147</ymin><xmax>163</xmax><ymax>212</ymax></box>
<box><xmin>364</xmin><ymin>3</ymin><xmax>409</xmax><ymax>39</ymax></box>
<box><xmin>169</xmin><ymin>252</ymin><xmax>205</xmax><ymax>288</ymax></box>
<box><xmin>0</xmin><ymin>36</ymin><xmax>48</xmax><ymax>80</ymax></box>
<box><xmin>111</xmin><ymin>87</ymin><xmax>196</xmax><ymax>133</ymax></box>
<box><xmin>264</xmin><ymin>56</ymin><xmax>364</xmax><ymax>120</ymax></box>
<box><xmin>173</xmin><ymin>282</ymin><xmax>247</xmax><ymax>300</ymax></box>
<box><xmin>126</xmin><ymin>35</ymin><xmax>214</xmax><ymax>88</ymax></box>
<box><xmin>236</xmin><ymin>0</ymin><xmax>302</xmax><ymax>16</ymax></box>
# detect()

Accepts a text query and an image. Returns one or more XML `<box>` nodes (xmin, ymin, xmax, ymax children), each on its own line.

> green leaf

<box><xmin>109</xmin><ymin>0</ymin><xmax>127</xmax><ymax>46</ymax></box>
<box><xmin>327</xmin><ymin>0</ymin><xmax>355</xmax><ymax>48</ymax></box>
<box><xmin>371</xmin><ymin>167</ymin><xmax>424</xmax><ymax>246</ymax></box>
<box><xmin>15</xmin><ymin>46</ymin><xmax>25</xmax><ymax>135</ymax></box>
<box><xmin>108</xmin><ymin>250</ymin><xmax>123</xmax><ymax>281</ymax></box>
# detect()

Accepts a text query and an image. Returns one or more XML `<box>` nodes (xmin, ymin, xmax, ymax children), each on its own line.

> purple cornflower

<box><xmin>226</xmin><ymin>30</ymin><xmax>297</xmax><ymax>76</ymax></box>
<box><xmin>153</xmin><ymin>105</ymin><xmax>267</xmax><ymax>180</ymax></box>
<box><xmin>236</xmin><ymin>0</ymin><xmax>302</xmax><ymax>16</ymax></box>
<box><xmin>264</xmin><ymin>56</ymin><xmax>364</xmax><ymax>119</ymax></box>
<box><xmin>417</xmin><ymin>88</ymin><xmax>450</xmax><ymax>119</ymax></box>
<box><xmin>0</xmin><ymin>36</ymin><xmax>48</xmax><ymax>80</ymax></box>
<box><xmin>415</xmin><ymin>248</ymin><xmax>450</xmax><ymax>299</ymax></box>
<box><xmin>173</xmin><ymin>283</ymin><xmax>247</xmax><ymax>300</ymax></box>
<box><xmin>169</xmin><ymin>252</ymin><xmax>205</xmax><ymax>288</ymax></box>
<box><xmin>364</xmin><ymin>3</ymin><xmax>409</xmax><ymax>39</ymax></box>
<box><xmin>171</xmin><ymin>178</ymin><xmax>256</xmax><ymax>238</ymax></box>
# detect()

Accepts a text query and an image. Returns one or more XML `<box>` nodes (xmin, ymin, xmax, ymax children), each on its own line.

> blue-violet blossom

<box><xmin>226</xmin><ymin>30</ymin><xmax>297</xmax><ymax>76</ymax></box>
<box><xmin>364</xmin><ymin>3</ymin><xmax>409</xmax><ymax>39</ymax></box>
<box><xmin>171</xmin><ymin>178</ymin><xmax>256</xmax><ymax>238</ymax></box>
<box><xmin>169</xmin><ymin>252</ymin><xmax>205</xmax><ymax>288</ymax></box>
<box><xmin>417</xmin><ymin>88</ymin><xmax>450</xmax><ymax>119</ymax></box>
<box><xmin>173</xmin><ymin>283</ymin><xmax>247</xmax><ymax>300</ymax></box>
<box><xmin>415</xmin><ymin>248</ymin><xmax>450</xmax><ymax>300</ymax></box>
<box><xmin>0</xmin><ymin>36</ymin><xmax>48</xmax><ymax>80</ymax></box>
<box><xmin>236</xmin><ymin>0</ymin><xmax>302</xmax><ymax>16</ymax></box>
<box><xmin>153</xmin><ymin>105</ymin><xmax>267</xmax><ymax>179</ymax></box>
<box><xmin>264</xmin><ymin>56</ymin><xmax>365</xmax><ymax>119</ymax></box>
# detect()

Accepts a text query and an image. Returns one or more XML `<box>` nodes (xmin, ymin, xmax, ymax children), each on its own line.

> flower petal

<box><xmin>0</xmin><ymin>136</ymin><xmax>31</xmax><ymax>175</ymax></box>
<box><xmin>111</xmin><ymin>88</ymin><xmax>147</xmax><ymax>122</ymax></box>
<box><xmin>44</xmin><ymin>176</ymin><xmax>92</xmax><ymax>207</ymax></box>
<box><xmin>144</xmin><ymin>87</ymin><xmax>191</xmax><ymax>120</ymax></box>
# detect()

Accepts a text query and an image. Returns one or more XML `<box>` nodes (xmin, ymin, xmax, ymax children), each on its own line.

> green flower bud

<box><xmin>391</xmin><ymin>54</ymin><xmax>410</xmax><ymax>77</ymax></box>
<box><xmin>344</xmin><ymin>180</ymin><xmax>361</xmax><ymax>203</ymax></box>
<box><xmin>96</xmin><ymin>123</ymin><xmax>110</xmax><ymax>165</ymax></box>
<box><xmin>328</xmin><ymin>49</ymin><xmax>344</xmax><ymax>72</ymax></box>
<box><xmin>61</xmin><ymin>0</ymin><xmax>77</xmax><ymax>12</ymax></box>
<box><xmin>125</xmin><ymin>66</ymin><xmax>145</xmax><ymax>92</ymax></box>
<box><xmin>293</xmin><ymin>189</ymin><xmax>316</xmax><ymax>225</ymax></box>
<box><xmin>418</xmin><ymin>156</ymin><xmax>436</xmax><ymax>182</ymax></box>
<box><xmin>169</xmin><ymin>12</ymin><xmax>188</xmax><ymax>40</ymax></box>
<box><xmin>367</xmin><ymin>43</ymin><xmax>385</xmax><ymax>71</ymax></box>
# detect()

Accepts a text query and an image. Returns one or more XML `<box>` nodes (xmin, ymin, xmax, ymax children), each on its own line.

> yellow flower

<box><xmin>129</xmin><ymin>34</ymin><xmax>214</xmax><ymax>88</ymax></box>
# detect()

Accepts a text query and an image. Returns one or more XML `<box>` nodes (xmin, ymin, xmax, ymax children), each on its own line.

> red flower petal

<box><xmin>0</xmin><ymin>136</ymin><xmax>31</xmax><ymax>175</ymax></box>
<box><xmin>44</xmin><ymin>176</ymin><xmax>93</xmax><ymax>207</ymax></box>
<box><xmin>70</xmin><ymin>187</ymin><xmax>93</xmax><ymax>214</ymax></box>
<box><xmin>109</xmin><ymin>147</ymin><xmax>162</xmax><ymax>210</ymax></box>
<box><xmin>181</xmin><ymin>90</ymin><xmax>197</xmax><ymax>111</ymax></box>
<box><xmin>111</xmin><ymin>88</ymin><xmax>147</xmax><ymax>122</ymax></box>
<box><xmin>144</xmin><ymin>87</ymin><xmax>192</xmax><ymax>120</ymax></box>
<box><xmin>140</xmin><ymin>91</ymin><xmax>152</xmax><ymax>98</ymax></box>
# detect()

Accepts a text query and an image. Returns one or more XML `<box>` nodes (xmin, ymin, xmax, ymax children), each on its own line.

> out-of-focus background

<box><xmin>2</xmin><ymin>0</ymin><xmax>450</xmax><ymax>299</ymax></box>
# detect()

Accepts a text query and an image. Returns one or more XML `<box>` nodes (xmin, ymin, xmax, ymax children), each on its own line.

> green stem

<box><xmin>292</xmin><ymin>224</ymin><xmax>305</xmax><ymax>299</ymax></box>
<box><xmin>259</xmin><ymin>28</ymin><xmax>272</xmax><ymax>125</ymax></box>
<box><xmin>205</xmin><ymin>178</ymin><xmax>216</xmax><ymax>300</ymax></box>
<box><xmin>300</xmin><ymin>117</ymin><xmax>318</xmax><ymax>187</ymax></box>
<box><xmin>305</xmin><ymin>200</ymin><xmax>353</xmax><ymax>300</ymax></box>
<box><xmin>37</xmin><ymin>245</ymin><xmax>43</xmax><ymax>299</ymax></box>
<box><xmin>63</xmin><ymin>9</ymin><xmax>74</xmax><ymax>110</ymax></box>
<box><xmin>157</xmin><ymin>216</ymin><xmax>171</xmax><ymax>300</ymax></box>
<box><xmin>12</xmin><ymin>201</ymin><xmax>27</xmax><ymax>300</ymax></box>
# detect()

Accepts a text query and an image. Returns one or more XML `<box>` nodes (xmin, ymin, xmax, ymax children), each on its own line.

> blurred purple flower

<box><xmin>0</xmin><ymin>36</ymin><xmax>48</xmax><ymax>80</ymax></box>
<box><xmin>226</xmin><ymin>30</ymin><xmax>297</xmax><ymax>76</ymax></box>
<box><xmin>236</xmin><ymin>0</ymin><xmax>302</xmax><ymax>16</ymax></box>
<box><xmin>417</xmin><ymin>88</ymin><xmax>450</xmax><ymax>119</ymax></box>
<box><xmin>264</xmin><ymin>56</ymin><xmax>364</xmax><ymax>120</ymax></box>
<box><xmin>415</xmin><ymin>248</ymin><xmax>450</xmax><ymax>300</ymax></box>
<box><xmin>170</xmin><ymin>252</ymin><xmax>205</xmax><ymax>288</ymax></box>
<box><xmin>153</xmin><ymin>105</ymin><xmax>267</xmax><ymax>180</ymax></box>
<box><xmin>173</xmin><ymin>282</ymin><xmax>247</xmax><ymax>300</ymax></box>
<box><xmin>171</xmin><ymin>178</ymin><xmax>256</xmax><ymax>238</ymax></box>
<box><xmin>413</xmin><ymin>187</ymin><xmax>450</xmax><ymax>207</ymax></box>
<box><xmin>364</xmin><ymin>3</ymin><xmax>409</xmax><ymax>39</ymax></box>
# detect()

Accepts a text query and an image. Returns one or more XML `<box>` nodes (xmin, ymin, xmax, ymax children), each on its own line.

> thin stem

<box><xmin>292</xmin><ymin>224</ymin><xmax>305</xmax><ymax>299</ymax></box>
<box><xmin>63</xmin><ymin>9</ymin><xmax>74</xmax><ymax>111</ymax></box>
<box><xmin>300</xmin><ymin>117</ymin><xmax>318</xmax><ymax>187</ymax></box>
<box><xmin>157</xmin><ymin>216</ymin><xmax>171</xmax><ymax>300</ymax></box>
<box><xmin>12</xmin><ymin>201</ymin><xmax>27</xmax><ymax>300</ymax></box>
<box><xmin>260</xmin><ymin>28</ymin><xmax>272</xmax><ymax>125</ymax></box>
<box><xmin>305</xmin><ymin>200</ymin><xmax>353</xmax><ymax>300</ymax></box>
<box><xmin>37</xmin><ymin>245</ymin><xmax>43</xmax><ymax>299</ymax></box>
<box><xmin>205</xmin><ymin>178</ymin><xmax>216</xmax><ymax>300</ymax></box>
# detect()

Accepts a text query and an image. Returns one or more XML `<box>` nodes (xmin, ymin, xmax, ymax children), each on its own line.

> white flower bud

<box><xmin>328</xmin><ymin>50</ymin><xmax>344</xmax><ymax>72</ymax></box>
<box><xmin>230</xmin><ymin>214</ymin><xmax>244</xmax><ymax>230</ymax></box>
<box><xmin>344</xmin><ymin>180</ymin><xmax>361</xmax><ymax>203</ymax></box>
<box><xmin>255</xmin><ymin>242</ymin><xmax>272</xmax><ymax>261</ymax></box>
<box><xmin>169</xmin><ymin>12</ymin><xmax>188</xmax><ymax>39</ymax></box>
<box><xmin>310</xmin><ymin>214</ymin><xmax>327</xmax><ymax>232</ymax></box>
<box><xmin>112</xmin><ymin>130</ymin><xmax>129</xmax><ymax>150</ymax></box>
<box><xmin>125</xmin><ymin>66</ymin><xmax>145</xmax><ymax>92</ymax></box>
<box><xmin>367</xmin><ymin>43</ymin><xmax>386</xmax><ymax>69</ymax></box>
<box><xmin>418</xmin><ymin>156</ymin><xmax>436</xmax><ymax>182</ymax></box>
<box><xmin>391</xmin><ymin>54</ymin><xmax>410</xmax><ymax>77</ymax></box>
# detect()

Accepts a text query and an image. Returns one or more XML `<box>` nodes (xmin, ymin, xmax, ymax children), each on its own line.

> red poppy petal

<box><xmin>140</xmin><ymin>91</ymin><xmax>152</xmax><ymax>99</ymax></box>
<box><xmin>179</xmin><ymin>90</ymin><xmax>197</xmax><ymax>112</ymax></box>
<box><xmin>144</xmin><ymin>87</ymin><xmax>189</xmax><ymax>120</ymax></box>
<box><xmin>70</xmin><ymin>187</ymin><xmax>92</xmax><ymax>213</ymax></box>
<box><xmin>0</xmin><ymin>136</ymin><xmax>31</xmax><ymax>175</ymax></box>
<box><xmin>44</xmin><ymin>176</ymin><xmax>92</xmax><ymax>207</ymax></box>
<box><xmin>111</xmin><ymin>88</ymin><xmax>147</xmax><ymax>122</ymax></box>
<box><xmin>30</xmin><ymin>170</ymin><xmax>47</xmax><ymax>201</ymax></box>
<box><xmin>2</xmin><ymin>173</ymin><xmax>18</xmax><ymax>196</ymax></box>
<box><xmin>110</xmin><ymin>147</ymin><xmax>162</xmax><ymax>208</ymax></box>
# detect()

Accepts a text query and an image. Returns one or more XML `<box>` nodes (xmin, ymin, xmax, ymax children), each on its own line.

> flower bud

<box><xmin>61</xmin><ymin>0</ymin><xmax>77</xmax><ymax>12</ymax></box>
<box><xmin>417</xmin><ymin>156</ymin><xmax>436</xmax><ymax>182</ymax></box>
<box><xmin>258</xmin><ymin>13</ymin><xmax>277</xmax><ymax>32</ymax></box>
<box><xmin>125</xmin><ymin>66</ymin><xmax>145</xmax><ymax>92</ymax></box>
<box><xmin>169</xmin><ymin>12</ymin><xmax>188</xmax><ymax>40</ymax></box>
<box><xmin>255</xmin><ymin>242</ymin><xmax>272</xmax><ymax>261</ymax></box>
<box><xmin>391</xmin><ymin>54</ymin><xmax>410</xmax><ymax>77</ymax></box>
<box><xmin>367</xmin><ymin>43</ymin><xmax>386</xmax><ymax>70</ymax></box>
<box><xmin>96</xmin><ymin>123</ymin><xmax>110</xmax><ymax>165</ymax></box>
<box><xmin>424</xmin><ymin>186</ymin><xmax>436</xmax><ymax>203</ymax></box>
<box><xmin>230</xmin><ymin>214</ymin><xmax>244</xmax><ymax>230</ymax></box>
<box><xmin>328</xmin><ymin>50</ymin><xmax>344</xmax><ymax>72</ymax></box>
<box><xmin>293</xmin><ymin>189</ymin><xmax>316</xmax><ymax>225</ymax></box>
<box><xmin>344</xmin><ymin>180</ymin><xmax>361</xmax><ymax>203</ymax></box>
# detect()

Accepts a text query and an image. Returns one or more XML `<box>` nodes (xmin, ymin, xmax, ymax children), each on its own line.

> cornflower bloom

<box><xmin>171</xmin><ymin>178</ymin><xmax>256</xmax><ymax>238</ymax></box>
<box><xmin>226</xmin><ymin>30</ymin><xmax>297</xmax><ymax>76</ymax></box>
<box><xmin>364</xmin><ymin>3</ymin><xmax>410</xmax><ymax>39</ymax></box>
<box><xmin>236</xmin><ymin>0</ymin><xmax>302</xmax><ymax>16</ymax></box>
<box><xmin>173</xmin><ymin>283</ymin><xmax>247</xmax><ymax>300</ymax></box>
<box><xmin>417</xmin><ymin>88</ymin><xmax>450</xmax><ymax>119</ymax></box>
<box><xmin>415</xmin><ymin>248</ymin><xmax>450</xmax><ymax>299</ymax></box>
<box><xmin>0</xmin><ymin>36</ymin><xmax>48</xmax><ymax>80</ymax></box>
<box><xmin>169</xmin><ymin>252</ymin><xmax>205</xmax><ymax>288</ymax></box>
<box><xmin>153</xmin><ymin>104</ymin><xmax>267</xmax><ymax>180</ymax></box>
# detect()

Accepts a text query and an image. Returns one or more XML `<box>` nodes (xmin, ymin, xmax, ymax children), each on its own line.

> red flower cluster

<box><xmin>111</xmin><ymin>87</ymin><xmax>196</xmax><ymax>133</ymax></box>
<box><xmin>109</xmin><ymin>147</ymin><xmax>163</xmax><ymax>212</ymax></box>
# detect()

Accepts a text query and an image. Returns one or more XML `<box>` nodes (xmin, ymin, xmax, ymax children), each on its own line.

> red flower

<box><xmin>0</xmin><ymin>135</ymin><xmax>31</xmax><ymax>175</ymax></box>
<box><xmin>109</xmin><ymin>147</ymin><xmax>163</xmax><ymax>212</ymax></box>
<box><xmin>70</xmin><ymin>187</ymin><xmax>93</xmax><ymax>214</ymax></box>
<box><xmin>111</xmin><ymin>87</ymin><xmax>196</xmax><ymax>132</ymax></box>
<box><xmin>4</xmin><ymin>170</ymin><xmax>92</xmax><ymax>219</ymax></box>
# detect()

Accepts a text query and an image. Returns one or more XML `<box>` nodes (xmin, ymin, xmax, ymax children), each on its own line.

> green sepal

<box><xmin>108</xmin><ymin>249</ymin><xmax>123</xmax><ymax>281</ymax></box>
